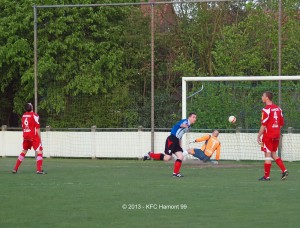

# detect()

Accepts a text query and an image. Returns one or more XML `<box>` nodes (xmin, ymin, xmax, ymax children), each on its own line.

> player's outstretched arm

<box><xmin>194</xmin><ymin>135</ymin><xmax>210</xmax><ymax>143</ymax></box>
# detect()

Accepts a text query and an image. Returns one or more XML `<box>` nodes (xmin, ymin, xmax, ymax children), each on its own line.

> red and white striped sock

<box><xmin>14</xmin><ymin>152</ymin><xmax>26</xmax><ymax>171</ymax></box>
<box><xmin>36</xmin><ymin>154</ymin><xmax>43</xmax><ymax>172</ymax></box>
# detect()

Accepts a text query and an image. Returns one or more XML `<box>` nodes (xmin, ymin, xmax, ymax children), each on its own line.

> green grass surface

<box><xmin>0</xmin><ymin>158</ymin><xmax>299</xmax><ymax>228</ymax></box>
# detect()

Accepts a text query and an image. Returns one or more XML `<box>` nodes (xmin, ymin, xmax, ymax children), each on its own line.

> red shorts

<box><xmin>23</xmin><ymin>137</ymin><xmax>43</xmax><ymax>151</ymax></box>
<box><xmin>261</xmin><ymin>136</ymin><xmax>279</xmax><ymax>153</ymax></box>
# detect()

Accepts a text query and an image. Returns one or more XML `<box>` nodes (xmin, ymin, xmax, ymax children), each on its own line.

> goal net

<box><xmin>182</xmin><ymin>76</ymin><xmax>300</xmax><ymax>161</ymax></box>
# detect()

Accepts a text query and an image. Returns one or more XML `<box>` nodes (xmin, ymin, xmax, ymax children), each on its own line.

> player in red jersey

<box><xmin>12</xmin><ymin>103</ymin><xmax>47</xmax><ymax>174</ymax></box>
<box><xmin>257</xmin><ymin>91</ymin><xmax>288</xmax><ymax>181</ymax></box>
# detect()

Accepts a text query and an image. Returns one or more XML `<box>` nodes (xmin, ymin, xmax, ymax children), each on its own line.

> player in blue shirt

<box><xmin>143</xmin><ymin>112</ymin><xmax>197</xmax><ymax>177</ymax></box>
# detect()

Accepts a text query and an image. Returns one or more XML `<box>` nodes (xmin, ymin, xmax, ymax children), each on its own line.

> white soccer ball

<box><xmin>228</xmin><ymin>116</ymin><xmax>236</xmax><ymax>123</ymax></box>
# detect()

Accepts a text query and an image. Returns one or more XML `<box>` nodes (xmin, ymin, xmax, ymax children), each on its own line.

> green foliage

<box><xmin>213</xmin><ymin>7</ymin><xmax>279</xmax><ymax>76</ymax></box>
<box><xmin>188</xmin><ymin>82</ymin><xmax>261</xmax><ymax>129</ymax></box>
<box><xmin>0</xmin><ymin>0</ymin><xmax>299</xmax><ymax>129</ymax></box>
<box><xmin>188</xmin><ymin>80</ymin><xmax>300</xmax><ymax>130</ymax></box>
<box><xmin>0</xmin><ymin>0</ymin><xmax>34</xmax><ymax>125</ymax></box>
<box><xmin>281</xmin><ymin>11</ymin><xmax>300</xmax><ymax>76</ymax></box>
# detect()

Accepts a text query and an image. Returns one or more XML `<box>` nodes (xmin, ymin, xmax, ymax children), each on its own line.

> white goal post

<box><xmin>182</xmin><ymin>76</ymin><xmax>300</xmax><ymax>119</ymax></box>
<box><xmin>181</xmin><ymin>75</ymin><xmax>300</xmax><ymax>161</ymax></box>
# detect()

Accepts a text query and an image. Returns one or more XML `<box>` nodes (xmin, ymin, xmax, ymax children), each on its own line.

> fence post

<box><xmin>44</xmin><ymin>126</ymin><xmax>51</xmax><ymax>158</ymax></box>
<box><xmin>91</xmin><ymin>126</ymin><xmax>97</xmax><ymax>159</ymax></box>
<box><xmin>91</xmin><ymin>125</ymin><xmax>97</xmax><ymax>132</ymax></box>
<box><xmin>236</xmin><ymin>127</ymin><xmax>242</xmax><ymax>133</ymax></box>
<box><xmin>1</xmin><ymin>125</ymin><xmax>7</xmax><ymax>157</ymax></box>
<box><xmin>235</xmin><ymin>127</ymin><xmax>242</xmax><ymax>161</ymax></box>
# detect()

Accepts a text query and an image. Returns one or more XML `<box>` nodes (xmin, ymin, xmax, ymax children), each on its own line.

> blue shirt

<box><xmin>170</xmin><ymin>119</ymin><xmax>191</xmax><ymax>139</ymax></box>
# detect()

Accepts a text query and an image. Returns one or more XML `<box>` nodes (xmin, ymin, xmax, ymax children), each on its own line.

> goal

<box><xmin>182</xmin><ymin>76</ymin><xmax>300</xmax><ymax>161</ymax></box>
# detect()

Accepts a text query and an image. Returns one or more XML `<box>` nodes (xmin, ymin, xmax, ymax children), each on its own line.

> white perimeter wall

<box><xmin>0</xmin><ymin>131</ymin><xmax>299</xmax><ymax>161</ymax></box>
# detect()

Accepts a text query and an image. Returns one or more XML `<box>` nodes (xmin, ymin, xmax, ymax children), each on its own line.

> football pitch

<box><xmin>1</xmin><ymin>158</ymin><xmax>299</xmax><ymax>228</ymax></box>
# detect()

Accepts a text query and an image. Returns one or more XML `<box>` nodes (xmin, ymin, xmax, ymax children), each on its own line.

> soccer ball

<box><xmin>228</xmin><ymin>116</ymin><xmax>236</xmax><ymax>123</ymax></box>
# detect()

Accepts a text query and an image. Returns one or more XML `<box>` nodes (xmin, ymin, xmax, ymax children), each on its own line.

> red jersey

<box><xmin>261</xmin><ymin>104</ymin><xmax>284</xmax><ymax>139</ymax></box>
<box><xmin>22</xmin><ymin>111</ymin><xmax>40</xmax><ymax>140</ymax></box>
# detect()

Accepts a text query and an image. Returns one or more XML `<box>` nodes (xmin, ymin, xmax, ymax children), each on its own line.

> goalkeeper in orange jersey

<box><xmin>186</xmin><ymin>130</ymin><xmax>221</xmax><ymax>163</ymax></box>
